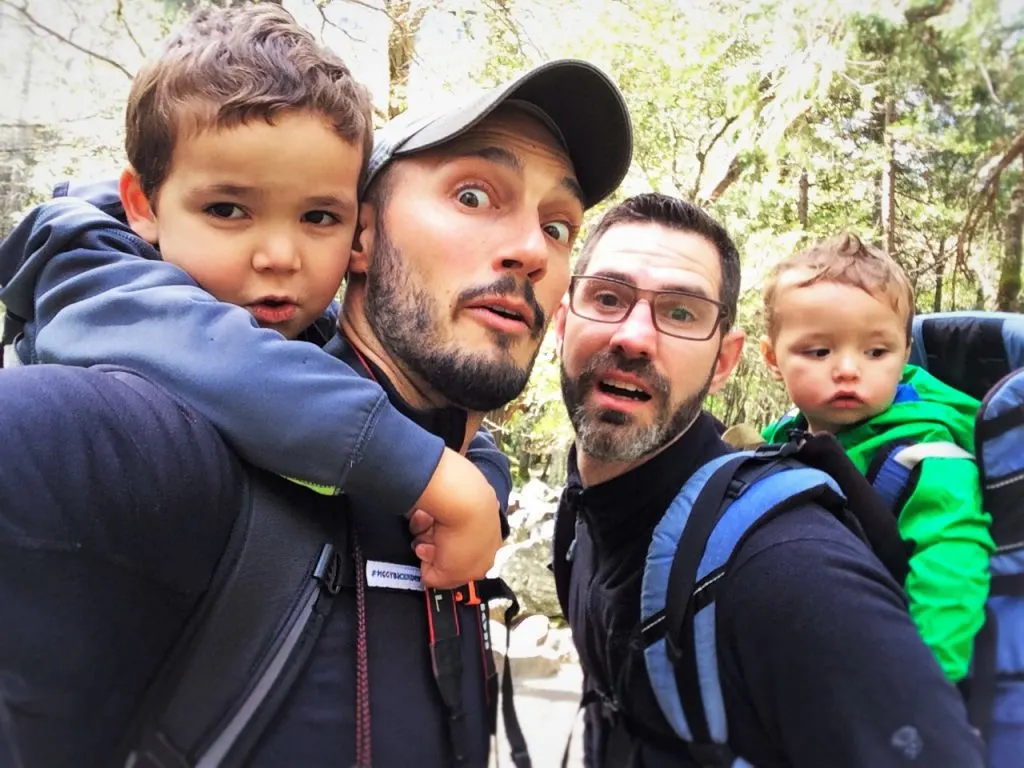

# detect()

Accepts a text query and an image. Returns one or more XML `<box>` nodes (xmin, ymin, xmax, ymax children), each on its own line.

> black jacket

<box><xmin>558</xmin><ymin>412</ymin><xmax>985</xmax><ymax>767</ymax></box>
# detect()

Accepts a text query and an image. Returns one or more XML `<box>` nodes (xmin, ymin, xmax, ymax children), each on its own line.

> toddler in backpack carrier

<box><xmin>760</xmin><ymin>235</ymin><xmax>993</xmax><ymax>687</ymax></box>
<box><xmin>756</xmin><ymin>232</ymin><xmax>1024</xmax><ymax>768</ymax></box>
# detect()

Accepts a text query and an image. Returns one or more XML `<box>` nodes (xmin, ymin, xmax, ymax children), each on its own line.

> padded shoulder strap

<box><xmin>122</xmin><ymin>471</ymin><xmax>344</xmax><ymax>768</ymax></box>
<box><xmin>870</xmin><ymin>441</ymin><xmax>973</xmax><ymax>513</ymax></box>
<box><xmin>641</xmin><ymin>448</ymin><xmax>844</xmax><ymax>762</ymax></box>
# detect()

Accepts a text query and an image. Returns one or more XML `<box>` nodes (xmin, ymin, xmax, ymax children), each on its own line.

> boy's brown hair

<box><xmin>125</xmin><ymin>4</ymin><xmax>374</xmax><ymax>201</ymax></box>
<box><xmin>764</xmin><ymin>233</ymin><xmax>915</xmax><ymax>341</ymax></box>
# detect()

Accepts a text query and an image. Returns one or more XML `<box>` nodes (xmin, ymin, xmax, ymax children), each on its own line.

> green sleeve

<box><xmin>898</xmin><ymin>455</ymin><xmax>993</xmax><ymax>682</ymax></box>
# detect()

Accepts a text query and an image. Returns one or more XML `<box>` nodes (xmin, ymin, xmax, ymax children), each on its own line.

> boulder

<box><xmin>495</xmin><ymin>535</ymin><xmax>560</xmax><ymax>618</ymax></box>
<box><xmin>489</xmin><ymin>615</ymin><xmax>561</xmax><ymax>679</ymax></box>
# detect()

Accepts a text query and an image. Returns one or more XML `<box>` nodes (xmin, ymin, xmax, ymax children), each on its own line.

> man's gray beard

<box><xmin>560</xmin><ymin>353</ymin><xmax>714</xmax><ymax>463</ymax></box>
<box><xmin>364</xmin><ymin>219</ymin><xmax>543</xmax><ymax>412</ymax></box>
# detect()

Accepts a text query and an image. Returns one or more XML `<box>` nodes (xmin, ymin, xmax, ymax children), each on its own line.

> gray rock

<box><xmin>496</xmin><ymin>536</ymin><xmax>560</xmax><ymax>618</ymax></box>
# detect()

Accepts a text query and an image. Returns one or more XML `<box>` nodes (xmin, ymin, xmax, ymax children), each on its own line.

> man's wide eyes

<box><xmin>457</xmin><ymin>187</ymin><xmax>491</xmax><ymax>208</ymax></box>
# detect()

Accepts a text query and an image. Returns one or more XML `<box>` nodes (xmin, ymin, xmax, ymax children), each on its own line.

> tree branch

<box><xmin>904</xmin><ymin>0</ymin><xmax>954</xmax><ymax>25</ymax></box>
<box><xmin>315</xmin><ymin>0</ymin><xmax>366</xmax><ymax>44</ymax></box>
<box><xmin>689</xmin><ymin>115</ymin><xmax>737</xmax><ymax>202</ymax></box>
<box><xmin>977</xmin><ymin>61</ymin><xmax>1003</xmax><ymax>107</ymax></box>
<box><xmin>342</xmin><ymin>0</ymin><xmax>400</xmax><ymax>22</ymax></box>
<box><xmin>0</xmin><ymin>0</ymin><xmax>134</xmax><ymax>79</ymax></box>
<box><xmin>704</xmin><ymin>157</ymin><xmax>743</xmax><ymax>205</ymax></box>
<box><xmin>958</xmin><ymin>130</ymin><xmax>1024</xmax><ymax>264</ymax></box>
<box><xmin>114</xmin><ymin>0</ymin><xmax>146</xmax><ymax>60</ymax></box>
<box><xmin>482</xmin><ymin>0</ymin><xmax>541</xmax><ymax>60</ymax></box>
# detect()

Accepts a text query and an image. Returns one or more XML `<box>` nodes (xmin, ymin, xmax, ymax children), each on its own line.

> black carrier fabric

<box><xmin>913</xmin><ymin>313</ymin><xmax>1014</xmax><ymax>402</ymax></box>
<box><xmin>120</xmin><ymin>471</ymin><xmax>346</xmax><ymax>768</ymax></box>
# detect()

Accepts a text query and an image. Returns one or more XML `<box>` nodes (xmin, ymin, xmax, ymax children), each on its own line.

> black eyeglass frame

<box><xmin>567</xmin><ymin>274</ymin><xmax>730</xmax><ymax>341</ymax></box>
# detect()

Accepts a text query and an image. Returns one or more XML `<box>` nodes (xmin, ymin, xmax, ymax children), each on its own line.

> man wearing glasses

<box><xmin>550</xmin><ymin>193</ymin><xmax>983</xmax><ymax>766</ymax></box>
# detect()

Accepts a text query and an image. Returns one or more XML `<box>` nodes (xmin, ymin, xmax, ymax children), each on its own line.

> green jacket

<box><xmin>763</xmin><ymin>364</ymin><xmax>994</xmax><ymax>682</ymax></box>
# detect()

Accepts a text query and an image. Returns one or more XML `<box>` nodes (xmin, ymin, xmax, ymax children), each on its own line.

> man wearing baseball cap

<box><xmin>0</xmin><ymin>46</ymin><xmax>631</xmax><ymax>768</ymax></box>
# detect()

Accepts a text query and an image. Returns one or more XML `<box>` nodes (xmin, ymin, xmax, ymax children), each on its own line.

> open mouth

<box><xmin>597</xmin><ymin>380</ymin><xmax>652</xmax><ymax>402</ymax></box>
<box><xmin>481</xmin><ymin>304</ymin><xmax>526</xmax><ymax>323</ymax></box>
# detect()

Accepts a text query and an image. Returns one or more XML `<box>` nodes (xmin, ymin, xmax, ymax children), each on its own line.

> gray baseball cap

<box><xmin>363</xmin><ymin>59</ymin><xmax>633</xmax><ymax>209</ymax></box>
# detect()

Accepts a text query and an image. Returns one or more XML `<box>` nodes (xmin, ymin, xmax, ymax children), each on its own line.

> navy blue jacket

<box><xmin>0</xmin><ymin>181</ymin><xmax>510</xmax><ymax>508</ymax></box>
<box><xmin>0</xmin><ymin>355</ymin><xmax>500</xmax><ymax>767</ymax></box>
<box><xmin>560</xmin><ymin>412</ymin><xmax>985</xmax><ymax>767</ymax></box>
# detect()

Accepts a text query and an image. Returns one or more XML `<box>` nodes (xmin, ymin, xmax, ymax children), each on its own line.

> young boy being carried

<box><xmin>759</xmin><ymin>233</ymin><xmax>994</xmax><ymax>683</ymax></box>
<box><xmin>0</xmin><ymin>4</ymin><xmax>504</xmax><ymax>588</ymax></box>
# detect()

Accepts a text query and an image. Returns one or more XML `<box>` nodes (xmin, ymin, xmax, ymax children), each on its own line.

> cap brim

<box><xmin>384</xmin><ymin>61</ymin><xmax>632</xmax><ymax>208</ymax></box>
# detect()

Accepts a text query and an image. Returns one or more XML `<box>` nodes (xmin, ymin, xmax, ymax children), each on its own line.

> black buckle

<box><xmin>753</xmin><ymin>439</ymin><xmax>801</xmax><ymax>460</ymax></box>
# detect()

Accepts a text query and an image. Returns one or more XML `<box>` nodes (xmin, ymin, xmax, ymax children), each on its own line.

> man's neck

<box><xmin>576</xmin><ymin>451</ymin><xmax>650</xmax><ymax>488</ymax></box>
<box><xmin>339</xmin><ymin>300</ymin><xmax>484</xmax><ymax>452</ymax></box>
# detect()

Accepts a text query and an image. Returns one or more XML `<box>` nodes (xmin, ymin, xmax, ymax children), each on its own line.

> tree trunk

<box><xmin>933</xmin><ymin>239</ymin><xmax>945</xmax><ymax>313</ymax></box>
<box><xmin>384</xmin><ymin>1</ymin><xmax>430</xmax><ymax>119</ymax></box>
<box><xmin>797</xmin><ymin>168</ymin><xmax>809</xmax><ymax>229</ymax></box>
<box><xmin>996</xmin><ymin>165</ymin><xmax>1024</xmax><ymax>312</ymax></box>
<box><xmin>881</xmin><ymin>98</ymin><xmax>898</xmax><ymax>255</ymax></box>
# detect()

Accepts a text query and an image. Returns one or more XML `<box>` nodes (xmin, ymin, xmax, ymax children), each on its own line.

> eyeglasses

<box><xmin>568</xmin><ymin>275</ymin><xmax>728</xmax><ymax>341</ymax></box>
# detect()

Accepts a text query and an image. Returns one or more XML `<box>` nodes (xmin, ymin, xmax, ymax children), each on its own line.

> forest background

<box><xmin>1</xmin><ymin>0</ymin><xmax>1021</xmax><ymax>485</ymax></box>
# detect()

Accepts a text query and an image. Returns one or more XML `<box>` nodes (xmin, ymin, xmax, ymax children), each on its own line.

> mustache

<box><xmin>457</xmin><ymin>274</ymin><xmax>546</xmax><ymax>335</ymax></box>
<box><xmin>577</xmin><ymin>348</ymin><xmax>669</xmax><ymax>399</ymax></box>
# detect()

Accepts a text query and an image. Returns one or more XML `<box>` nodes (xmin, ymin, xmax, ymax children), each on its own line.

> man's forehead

<box><xmin>586</xmin><ymin>223</ymin><xmax>723</xmax><ymax>292</ymax></box>
<box><xmin>407</xmin><ymin>111</ymin><xmax>582</xmax><ymax>209</ymax></box>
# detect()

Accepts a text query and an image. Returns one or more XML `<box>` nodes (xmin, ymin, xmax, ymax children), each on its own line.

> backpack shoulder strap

<box><xmin>868</xmin><ymin>440</ymin><xmax>973</xmax><ymax>513</ymax></box>
<box><xmin>640</xmin><ymin>447</ymin><xmax>845</xmax><ymax>765</ymax></box>
<box><xmin>122</xmin><ymin>471</ymin><xmax>346</xmax><ymax>768</ymax></box>
<box><xmin>552</xmin><ymin>487</ymin><xmax>582</xmax><ymax>621</ymax></box>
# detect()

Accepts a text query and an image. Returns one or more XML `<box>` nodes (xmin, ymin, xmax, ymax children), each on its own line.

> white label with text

<box><xmin>365</xmin><ymin>560</ymin><xmax>424</xmax><ymax>592</ymax></box>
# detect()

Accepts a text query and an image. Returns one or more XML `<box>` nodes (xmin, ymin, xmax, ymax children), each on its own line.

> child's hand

<box><xmin>407</xmin><ymin>508</ymin><xmax>436</xmax><ymax>562</ymax></box>
<box><xmin>413</xmin><ymin>448</ymin><xmax>502</xmax><ymax>589</ymax></box>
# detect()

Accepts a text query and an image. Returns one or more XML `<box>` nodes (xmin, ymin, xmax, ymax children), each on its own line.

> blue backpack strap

<box><xmin>869</xmin><ymin>441</ymin><xmax>974</xmax><ymax>513</ymax></box>
<box><xmin>640</xmin><ymin>445</ymin><xmax>845</xmax><ymax>767</ymax></box>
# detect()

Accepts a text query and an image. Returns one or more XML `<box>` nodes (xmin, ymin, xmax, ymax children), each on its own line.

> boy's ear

<box><xmin>119</xmin><ymin>168</ymin><xmax>159</xmax><ymax>244</ymax></box>
<box><xmin>760</xmin><ymin>336</ymin><xmax>784</xmax><ymax>381</ymax></box>
<box><xmin>348</xmin><ymin>202</ymin><xmax>376</xmax><ymax>276</ymax></box>
<box><xmin>708</xmin><ymin>327</ymin><xmax>745</xmax><ymax>395</ymax></box>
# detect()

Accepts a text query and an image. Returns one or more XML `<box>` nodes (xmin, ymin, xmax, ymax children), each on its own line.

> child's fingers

<box><xmin>414</xmin><ymin>542</ymin><xmax>436</xmax><ymax>563</ymax></box>
<box><xmin>407</xmin><ymin>508</ymin><xmax>435</xmax><ymax>537</ymax></box>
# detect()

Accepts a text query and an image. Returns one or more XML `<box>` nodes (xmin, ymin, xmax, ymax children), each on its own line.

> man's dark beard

<box><xmin>364</xmin><ymin>220</ymin><xmax>546</xmax><ymax>412</ymax></box>
<box><xmin>560</xmin><ymin>348</ymin><xmax>714</xmax><ymax>462</ymax></box>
